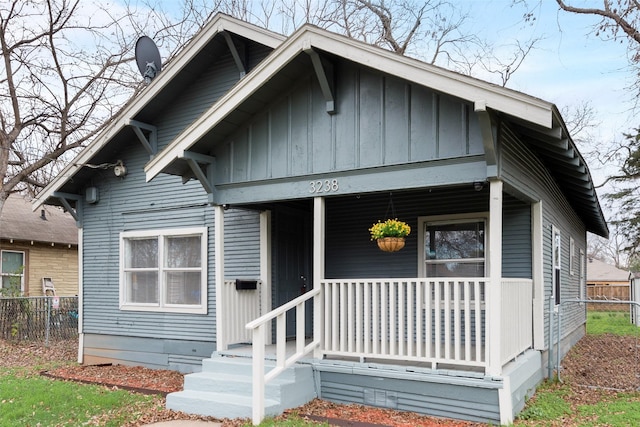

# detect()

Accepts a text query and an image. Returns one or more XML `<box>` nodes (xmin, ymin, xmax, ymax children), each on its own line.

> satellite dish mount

<box><xmin>135</xmin><ymin>36</ymin><xmax>162</xmax><ymax>84</ymax></box>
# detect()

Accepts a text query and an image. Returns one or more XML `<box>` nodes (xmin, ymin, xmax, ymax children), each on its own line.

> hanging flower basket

<box><xmin>369</xmin><ymin>218</ymin><xmax>410</xmax><ymax>253</ymax></box>
<box><xmin>376</xmin><ymin>236</ymin><xmax>406</xmax><ymax>252</ymax></box>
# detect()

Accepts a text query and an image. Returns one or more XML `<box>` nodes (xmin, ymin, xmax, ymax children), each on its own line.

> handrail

<box><xmin>245</xmin><ymin>287</ymin><xmax>321</xmax><ymax>329</ymax></box>
<box><xmin>246</xmin><ymin>287</ymin><xmax>321</xmax><ymax>425</ymax></box>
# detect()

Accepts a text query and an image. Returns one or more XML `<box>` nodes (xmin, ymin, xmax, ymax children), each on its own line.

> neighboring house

<box><xmin>34</xmin><ymin>14</ymin><xmax>608</xmax><ymax>425</ymax></box>
<box><xmin>0</xmin><ymin>194</ymin><xmax>78</xmax><ymax>296</ymax></box>
<box><xmin>586</xmin><ymin>257</ymin><xmax>631</xmax><ymax>302</ymax></box>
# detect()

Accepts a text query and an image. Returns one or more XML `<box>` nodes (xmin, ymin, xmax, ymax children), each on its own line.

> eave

<box><xmin>33</xmin><ymin>13</ymin><xmax>285</xmax><ymax>211</ymax></box>
<box><xmin>144</xmin><ymin>24</ymin><xmax>554</xmax><ymax>181</ymax></box>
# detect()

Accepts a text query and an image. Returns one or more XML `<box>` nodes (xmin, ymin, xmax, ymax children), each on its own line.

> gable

<box><xmin>210</xmin><ymin>59</ymin><xmax>484</xmax><ymax>186</ymax></box>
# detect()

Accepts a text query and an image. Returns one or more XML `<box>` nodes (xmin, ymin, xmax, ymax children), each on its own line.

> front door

<box><xmin>273</xmin><ymin>204</ymin><xmax>312</xmax><ymax>337</ymax></box>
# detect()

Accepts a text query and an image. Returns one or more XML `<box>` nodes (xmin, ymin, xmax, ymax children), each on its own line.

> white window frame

<box><xmin>579</xmin><ymin>248</ymin><xmax>585</xmax><ymax>302</ymax></box>
<box><xmin>417</xmin><ymin>212</ymin><xmax>489</xmax><ymax>277</ymax></box>
<box><xmin>1</xmin><ymin>250</ymin><xmax>25</xmax><ymax>293</ymax></box>
<box><xmin>119</xmin><ymin>227</ymin><xmax>208</xmax><ymax>314</ymax></box>
<box><xmin>552</xmin><ymin>226</ymin><xmax>561</xmax><ymax>307</ymax></box>
<box><xmin>569</xmin><ymin>237</ymin><xmax>575</xmax><ymax>276</ymax></box>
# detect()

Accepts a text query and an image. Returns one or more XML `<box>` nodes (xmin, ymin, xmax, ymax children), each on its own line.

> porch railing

<box><xmin>245</xmin><ymin>287</ymin><xmax>320</xmax><ymax>425</ymax></box>
<box><xmin>320</xmin><ymin>278</ymin><xmax>487</xmax><ymax>368</ymax></box>
<box><xmin>245</xmin><ymin>277</ymin><xmax>533</xmax><ymax>424</ymax></box>
<box><xmin>500</xmin><ymin>278</ymin><xmax>533</xmax><ymax>364</ymax></box>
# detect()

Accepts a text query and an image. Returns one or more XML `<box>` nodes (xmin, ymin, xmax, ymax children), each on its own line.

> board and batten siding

<box><xmin>212</xmin><ymin>59</ymin><xmax>484</xmax><ymax>185</ymax></box>
<box><xmin>500</xmin><ymin>124</ymin><xmax>587</xmax><ymax>352</ymax></box>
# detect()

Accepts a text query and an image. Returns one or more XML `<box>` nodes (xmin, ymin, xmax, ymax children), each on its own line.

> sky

<box><xmin>466</xmin><ymin>1</ymin><xmax>632</xmax><ymax>187</ymax></box>
<box><xmin>138</xmin><ymin>0</ymin><xmax>632</xmax><ymax>189</ymax></box>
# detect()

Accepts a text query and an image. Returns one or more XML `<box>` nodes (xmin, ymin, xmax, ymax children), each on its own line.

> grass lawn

<box><xmin>0</xmin><ymin>367</ymin><xmax>164</xmax><ymax>427</ymax></box>
<box><xmin>516</xmin><ymin>310</ymin><xmax>640</xmax><ymax>426</ymax></box>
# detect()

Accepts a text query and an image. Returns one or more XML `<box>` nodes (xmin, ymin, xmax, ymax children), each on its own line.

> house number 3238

<box><xmin>309</xmin><ymin>179</ymin><xmax>339</xmax><ymax>193</ymax></box>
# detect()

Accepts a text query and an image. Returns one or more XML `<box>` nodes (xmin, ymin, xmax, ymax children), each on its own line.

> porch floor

<box><xmin>219</xmin><ymin>340</ymin><xmax>486</xmax><ymax>374</ymax></box>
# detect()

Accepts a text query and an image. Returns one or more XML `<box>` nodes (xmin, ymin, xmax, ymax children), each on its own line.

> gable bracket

<box><xmin>474</xmin><ymin>101</ymin><xmax>498</xmax><ymax>178</ymax></box>
<box><xmin>179</xmin><ymin>151</ymin><xmax>216</xmax><ymax>196</ymax></box>
<box><xmin>128</xmin><ymin>120</ymin><xmax>157</xmax><ymax>156</ymax></box>
<box><xmin>304</xmin><ymin>47</ymin><xmax>336</xmax><ymax>114</ymax></box>
<box><xmin>222</xmin><ymin>31</ymin><xmax>246</xmax><ymax>78</ymax></box>
<box><xmin>52</xmin><ymin>191</ymin><xmax>82</xmax><ymax>226</ymax></box>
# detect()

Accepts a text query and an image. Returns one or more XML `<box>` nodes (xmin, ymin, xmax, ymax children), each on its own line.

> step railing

<box><xmin>245</xmin><ymin>287</ymin><xmax>321</xmax><ymax>425</ymax></box>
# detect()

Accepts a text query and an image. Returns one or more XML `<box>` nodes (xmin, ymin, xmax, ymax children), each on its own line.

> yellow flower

<box><xmin>369</xmin><ymin>218</ymin><xmax>411</xmax><ymax>240</ymax></box>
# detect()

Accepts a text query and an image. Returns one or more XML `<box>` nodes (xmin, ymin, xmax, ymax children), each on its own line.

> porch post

<box><xmin>313</xmin><ymin>196</ymin><xmax>325</xmax><ymax>358</ymax></box>
<box><xmin>487</xmin><ymin>179</ymin><xmax>503</xmax><ymax>376</ymax></box>
<box><xmin>260</xmin><ymin>210</ymin><xmax>272</xmax><ymax>344</ymax></box>
<box><xmin>214</xmin><ymin>205</ymin><xmax>226</xmax><ymax>351</ymax></box>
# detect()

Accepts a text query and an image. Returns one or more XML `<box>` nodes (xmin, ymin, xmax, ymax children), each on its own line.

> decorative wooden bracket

<box><xmin>222</xmin><ymin>31</ymin><xmax>246</xmax><ymax>78</ymax></box>
<box><xmin>474</xmin><ymin>101</ymin><xmax>498</xmax><ymax>178</ymax></box>
<box><xmin>128</xmin><ymin>120</ymin><xmax>157</xmax><ymax>156</ymax></box>
<box><xmin>304</xmin><ymin>47</ymin><xmax>336</xmax><ymax>114</ymax></box>
<box><xmin>53</xmin><ymin>191</ymin><xmax>82</xmax><ymax>226</ymax></box>
<box><xmin>179</xmin><ymin>151</ymin><xmax>216</xmax><ymax>196</ymax></box>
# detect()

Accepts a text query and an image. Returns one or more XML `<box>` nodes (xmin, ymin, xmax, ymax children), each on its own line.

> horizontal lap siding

<box><xmin>501</xmin><ymin>124</ymin><xmax>586</xmax><ymax>348</ymax></box>
<box><xmin>81</xmin><ymin>41</ymin><xmax>271</xmax><ymax>349</ymax></box>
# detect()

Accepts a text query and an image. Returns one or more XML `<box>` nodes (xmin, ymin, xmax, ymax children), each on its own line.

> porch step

<box><xmin>166</xmin><ymin>354</ymin><xmax>317</xmax><ymax>419</ymax></box>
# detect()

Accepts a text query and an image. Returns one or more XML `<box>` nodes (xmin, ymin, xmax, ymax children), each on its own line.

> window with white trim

<box><xmin>569</xmin><ymin>237</ymin><xmax>575</xmax><ymax>275</ymax></box>
<box><xmin>552</xmin><ymin>226</ymin><xmax>561</xmax><ymax>306</ymax></box>
<box><xmin>1</xmin><ymin>250</ymin><xmax>25</xmax><ymax>293</ymax></box>
<box><xmin>579</xmin><ymin>249</ymin><xmax>585</xmax><ymax>301</ymax></box>
<box><xmin>419</xmin><ymin>215</ymin><xmax>487</xmax><ymax>277</ymax></box>
<box><xmin>120</xmin><ymin>227</ymin><xmax>207</xmax><ymax>314</ymax></box>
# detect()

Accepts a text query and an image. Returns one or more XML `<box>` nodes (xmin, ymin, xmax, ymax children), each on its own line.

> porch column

<box><xmin>214</xmin><ymin>205</ymin><xmax>226</xmax><ymax>352</ymax></box>
<box><xmin>313</xmin><ymin>196</ymin><xmax>325</xmax><ymax>358</ymax></box>
<box><xmin>487</xmin><ymin>179</ymin><xmax>503</xmax><ymax>376</ymax></box>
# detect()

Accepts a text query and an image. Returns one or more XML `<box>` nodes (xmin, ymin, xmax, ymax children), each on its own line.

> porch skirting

<box><xmin>312</xmin><ymin>349</ymin><xmax>542</xmax><ymax>425</ymax></box>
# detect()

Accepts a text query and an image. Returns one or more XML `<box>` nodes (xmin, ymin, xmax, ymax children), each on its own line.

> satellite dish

<box><xmin>135</xmin><ymin>36</ymin><xmax>162</xmax><ymax>84</ymax></box>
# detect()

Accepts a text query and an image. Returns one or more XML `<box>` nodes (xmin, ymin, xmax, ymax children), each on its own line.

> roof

<box><xmin>0</xmin><ymin>194</ymin><xmax>78</xmax><ymax>246</ymax></box>
<box><xmin>587</xmin><ymin>258</ymin><xmax>630</xmax><ymax>283</ymax></box>
<box><xmin>34</xmin><ymin>15</ymin><xmax>609</xmax><ymax>238</ymax></box>
<box><xmin>32</xmin><ymin>14</ymin><xmax>285</xmax><ymax>212</ymax></box>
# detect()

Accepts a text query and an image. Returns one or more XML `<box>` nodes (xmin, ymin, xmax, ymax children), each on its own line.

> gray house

<box><xmin>35</xmin><ymin>14</ymin><xmax>608</xmax><ymax>425</ymax></box>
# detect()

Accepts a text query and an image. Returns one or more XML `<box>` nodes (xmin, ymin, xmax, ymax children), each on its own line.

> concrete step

<box><xmin>166</xmin><ymin>389</ymin><xmax>280</xmax><ymax>419</ymax></box>
<box><xmin>166</xmin><ymin>355</ymin><xmax>317</xmax><ymax>420</ymax></box>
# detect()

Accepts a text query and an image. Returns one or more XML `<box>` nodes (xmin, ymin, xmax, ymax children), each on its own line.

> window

<box><xmin>419</xmin><ymin>215</ymin><xmax>487</xmax><ymax>277</ymax></box>
<box><xmin>1</xmin><ymin>250</ymin><xmax>25</xmax><ymax>293</ymax></box>
<box><xmin>120</xmin><ymin>227</ymin><xmax>207</xmax><ymax>314</ymax></box>
<box><xmin>552</xmin><ymin>226</ymin><xmax>561</xmax><ymax>306</ymax></box>
<box><xmin>569</xmin><ymin>237</ymin><xmax>575</xmax><ymax>275</ymax></box>
<box><xmin>579</xmin><ymin>249</ymin><xmax>585</xmax><ymax>302</ymax></box>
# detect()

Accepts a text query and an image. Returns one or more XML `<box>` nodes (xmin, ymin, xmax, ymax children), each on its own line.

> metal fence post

<box><xmin>45</xmin><ymin>297</ymin><xmax>50</xmax><ymax>347</ymax></box>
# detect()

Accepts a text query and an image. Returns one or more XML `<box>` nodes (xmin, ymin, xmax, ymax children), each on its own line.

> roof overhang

<box><xmin>144</xmin><ymin>24</ymin><xmax>554</xmax><ymax>181</ymax></box>
<box><xmin>33</xmin><ymin>13</ymin><xmax>285</xmax><ymax>211</ymax></box>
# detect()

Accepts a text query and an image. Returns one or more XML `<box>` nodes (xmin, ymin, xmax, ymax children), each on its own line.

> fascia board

<box><xmin>33</xmin><ymin>15</ymin><xmax>284</xmax><ymax>211</ymax></box>
<box><xmin>303</xmin><ymin>27</ymin><xmax>553</xmax><ymax>128</ymax></box>
<box><xmin>146</xmin><ymin>25</ymin><xmax>554</xmax><ymax>181</ymax></box>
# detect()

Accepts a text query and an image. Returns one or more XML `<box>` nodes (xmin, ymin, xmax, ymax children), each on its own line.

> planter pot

<box><xmin>376</xmin><ymin>237</ymin><xmax>405</xmax><ymax>252</ymax></box>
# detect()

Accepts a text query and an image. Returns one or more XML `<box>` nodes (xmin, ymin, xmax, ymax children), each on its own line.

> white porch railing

<box><xmin>245</xmin><ymin>288</ymin><xmax>320</xmax><ymax>425</ymax></box>
<box><xmin>220</xmin><ymin>280</ymin><xmax>261</xmax><ymax>347</ymax></box>
<box><xmin>245</xmin><ymin>277</ymin><xmax>533</xmax><ymax>424</ymax></box>
<box><xmin>500</xmin><ymin>278</ymin><xmax>533</xmax><ymax>364</ymax></box>
<box><xmin>320</xmin><ymin>278</ymin><xmax>487</xmax><ymax>368</ymax></box>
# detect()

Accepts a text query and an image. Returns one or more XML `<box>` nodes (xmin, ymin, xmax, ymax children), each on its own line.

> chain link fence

<box><xmin>556</xmin><ymin>299</ymin><xmax>640</xmax><ymax>392</ymax></box>
<box><xmin>0</xmin><ymin>296</ymin><xmax>78</xmax><ymax>344</ymax></box>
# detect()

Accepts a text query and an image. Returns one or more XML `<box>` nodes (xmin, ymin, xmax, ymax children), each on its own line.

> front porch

<box><xmin>169</xmin><ymin>273</ymin><xmax>537</xmax><ymax>424</ymax></box>
<box><xmin>209</xmin><ymin>186</ymin><xmax>539</xmax><ymax>425</ymax></box>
